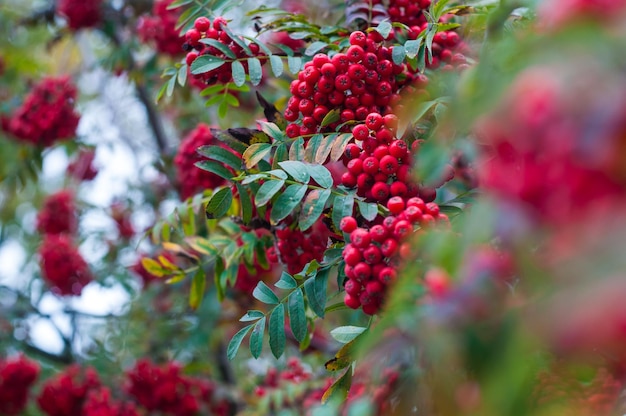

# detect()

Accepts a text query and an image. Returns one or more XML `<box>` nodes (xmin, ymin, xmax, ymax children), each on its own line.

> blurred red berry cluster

<box><xmin>36</xmin><ymin>190</ymin><xmax>78</xmax><ymax>235</ymax></box>
<box><xmin>0</xmin><ymin>355</ymin><xmax>40</xmax><ymax>416</ymax></box>
<box><xmin>1</xmin><ymin>76</ymin><xmax>80</xmax><ymax>147</ymax></box>
<box><xmin>57</xmin><ymin>0</ymin><xmax>103</xmax><ymax>31</ymax></box>
<box><xmin>137</xmin><ymin>0</ymin><xmax>184</xmax><ymax>56</ymax></box>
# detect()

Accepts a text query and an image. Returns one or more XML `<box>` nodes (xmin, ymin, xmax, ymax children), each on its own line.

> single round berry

<box><xmin>365</xmin><ymin>113</ymin><xmax>384</xmax><ymax>131</ymax></box>
<box><xmin>353</xmin><ymin>262</ymin><xmax>372</xmax><ymax>282</ymax></box>
<box><xmin>371</xmin><ymin>182</ymin><xmax>390</xmax><ymax>201</ymax></box>
<box><xmin>194</xmin><ymin>17</ymin><xmax>211</xmax><ymax>32</ymax></box>
<box><xmin>347</xmin><ymin>158</ymin><xmax>363</xmax><ymax>175</ymax></box>
<box><xmin>387</xmin><ymin>196</ymin><xmax>405</xmax><ymax>215</ymax></box>
<box><xmin>341</xmin><ymin>172</ymin><xmax>357</xmax><ymax>188</ymax></box>
<box><xmin>378</xmin><ymin>267</ymin><xmax>397</xmax><ymax>284</ymax></box>
<box><xmin>349</xmin><ymin>31</ymin><xmax>367</xmax><ymax>47</ymax></box>
<box><xmin>381</xmin><ymin>238</ymin><xmax>398</xmax><ymax>257</ymax></box>
<box><xmin>379</xmin><ymin>155</ymin><xmax>399</xmax><ymax>175</ymax></box>
<box><xmin>350</xmin><ymin>228</ymin><xmax>371</xmax><ymax>249</ymax></box>
<box><xmin>340</xmin><ymin>216</ymin><xmax>358</xmax><ymax>233</ymax></box>
<box><xmin>362</xmin><ymin>157</ymin><xmax>380</xmax><ymax>175</ymax></box>
<box><xmin>344</xmin><ymin>293</ymin><xmax>361</xmax><ymax>309</ymax></box>
<box><xmin>394</xmin><ymin>220</ymin><xmax>412</xmax><ymax>240</ymax></box>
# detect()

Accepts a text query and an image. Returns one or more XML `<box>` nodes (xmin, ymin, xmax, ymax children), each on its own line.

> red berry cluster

<box><xmin>83</xmin><ymin>388</ymin><xmax>140</xmax><ymax>416</ymax></box>
<box><xmin>39</xmin><ymin>234</ymin><xmax>93</xmax><ymax>296</ymax></box>
<box><xmin>67</xmin><ymin>148</ymin><xmax>98</xmax><ymax>182</ymax></box>
<box><xmin>137</xmin><ymin>0</ymin><xmax>183</xmax><ymax>57</ymax></box>
<box><xmin>0</xmin><ymin>355</ymin><xmax>40</xmax><ymax>416</ymax></box>
<box><xmin>36</xmin><ymin>190</ymin><xmax>77</xmax><ymax>235</ymax></box>
<box><xmin>341</xmin><ymin>196</ymin><xmax>446</xmax><ymax>315</ymax></box>
<box><xmin>1</xmin><ymin>76</ymin><xmax>80</xmax><ymax>147</ymax></box>
<box><xmin>284</xmin><ymin>31</ymin><xmax>412</xmax><ymax>139</ymax></box>
<box><xmin>125</xmin><ymin>359</ymin><xmax>230</xmax><ymax>416</ymax></box>
<box><xmin>184</xmin><ymin>16</ymin><xmax>266</xmax><ymax>87</ymax></box>
<box><xmin>37</xmin><ymin>365</ymin><xmax>100</xmax><ymax>416</ymax></box>
<box><xmin>57</xmin><ymin>0</ymin><xmax>102</xmax><ymax>31</ymax></box>
<box><xmin>408</xmin><ymin>24</ymin><xmax>470</xmax><ymax>71</ymax></box>
<box><xmin>254</xmin><ymin>357</ymin><xmax>312</xmax><ymax>397</ymax></box>
<box><xmin>174</xmin><ymin>123</ymin><xmax>231</xmax><ymax>200</ymax></box>
<box><xmin>272</xmin><ymin>219</ymin><xmax>331</xmax><ymax>275</ymax></box>
<box><xmin>341</xmin><ymin>112</ymin><xmax>419</xmax><ymax>203</ymax></box>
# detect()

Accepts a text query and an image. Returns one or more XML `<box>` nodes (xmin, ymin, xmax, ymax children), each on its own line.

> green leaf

<box><xmin>392</xmin><ymin>45</ymin><xmax>406</xmax><ymax>65</ymax></box>
<box><xmin>205</xmin><ymin>187</ymin><xmax>233</xmax><ymax>219</ymax></box>
<box><xmin>250</xmin><ymin>316</ymin><xmax>266</xmax><ymax>358</ymax></box>
<box><xmin>269</xmin><ymin>304</ymin><xmax>286</xmax><ymax>358</ymax></box>
<box><xmin>231</xmin><ymin>60</ymin><xmax>246</xmax><ymax>87</ymax></box>
<box><xmin>404</xmin><ymin>39</ymin><xmax>422</xmax><ymax>59</ymax></box>
<box><xmin>259</xmin><ymin>121</ymin><xmax>286</xmax><ymax>142</ymax></box>
<box><xmin>253</xmin><ymin>281</ymin><xmax>280</xmax><ymax>304</ymax></box>
<box><xmin>236</xmin><ymin>183</ymin><xmax>253</xmax><ymax>224</ymax></box>
<box><xmin>278</xmin><ymin>161</ymin><xmax>310</xmax><ymax>183</ymax></box>
<box><xmin>177</xmin><ymin>64</ymin><xmax>188</xmax><ymax>86</ymax></box>
<box><xmin>330</xmin><ymin>326</ymin><xmax>367</xmax><ymax>344</ymax></box>
<box><xmin>222</xmin><ymin>25</ymin><xmax>254</xmax><ymax>55</ymax></box>
<box><xmin>287</xmin><ymin>55</ymin><xmax>303</xmax><ymax>74</ymax></box>
<box><xmin>269</xmin><ymin>55</ymin><xmax>284</xmax><ymax>77</ymax></box>
<box><xmin>332</xmin><ymin>194</ymin><xmax>355</xmax><ymax>232</ymax></box>
<box><xmin>288</xmin><ymin>289</ymin><xmax>307</xmax><ymax>343</ymax></box>
<box><xmin>330</xmin><ymin>133</ymin><xmax>353</xmax><ymax>162</ymax></box>
<box><xmin>304</xmin><ymin>134</ymin><xmax>323</xmax><ymax>163</ymax></box>
<box><xmin>248</xmin><ymin>57</ymin><xmax>263</xmax><ymax>86</ymax></box>
<box><xmin>273</xmin><ymin>144</ymin><xmax>288</xmax><ymax>169</ymax></box>
<box><xmin>432</xmin><ymin>0</ymin><xmax>452</xmax><ymax>20</ymax></box>
<box><xmin>270</xmin><ymin>184</ymin><xmax>308</xmax><ymax>224</ymax></box>
<box><xmin>197</xmin><ymin>145</ymin><xmax>242</xmax><ymax>171</ymax></box>
<box><xmin>166</xmin><ymin>75</ymin><xmax>176</xmax><ymax>97</ymax></box>
<box><xmin>375</xmin><ymin>20</ymin><xmax>393</xmax><ymax>39</ymax></box>
<box><xmin>275</xmin><ymin>271</ymin><xmax>297</xmax><ymax>289</ymax></box>
<box><xmin>289</xmin><ymin>137</ymin><xmax>305</xmax><ymax>160</ymax></box>
<box><xmin>314</xmin><ymin>133</ymin><xmax>337</xmax><ymax>164</ymax></box>
<box><xmin>267</xmin><ymin>169</ymin><xmax>288</xmax><ymax>180</ymax></box>
<box><xmin>227</xmin><ymin>324</ymin><xmax>254</xmax><ymax>360</ymax></box>
<box><xmin>299</xmin><ymin>189</ymin><xmax>331</xmax><ymax>231</ymax></box>
<box><xmin>243</xmin><ymin>143</ymin><xmax>273</xmax><ymax>168</ymax></box>
<box><xmin>255</xmin><ymin>180</ymin><xmax>285</xmax><ymax>207</ymax></box>
<box><xmin>240</xmin><ymin>310</ymin><xmax>265</xmax><ymax>322</ymax></box>
<box><xmin>190</xmin><ymin>55</ymin><xmax>226</xmax><ymax>75</ymax></box>
<box><xmin>189</xmin><ymin>269</ymin><xmax>206</xmax><ymax>310</ymax></box>
<box><xmin>320</xmin><ymin>109</ymin><xmax>341</xmax><ymax>128</ymax></box>
<box><xmin>195</xmin><ymin>160</ymin><xmax>233</xmax><ymax>180</ymax></box>
<box><xmin>307</xmin><ymin>164</ymin><xmax>333</xmax><ymax>189</ymax></box>
<box><xmin>305</xmin><ymin>41</ymin><xmax>328</xmax><ymax>56</ymax></box>
<box><xmin>199</xmin><ymin>38</ymin><xmax>238</xmax><ymax>59</ymax></box>
<box><xmin>357</xmin><ymin>200</ymin><xmax>378</xmax><ymax>222</ymax></box>
<box><xmin>304</xmin><ymin>268</ymin><xmax>328</xmax><ymax>318</ymax></box>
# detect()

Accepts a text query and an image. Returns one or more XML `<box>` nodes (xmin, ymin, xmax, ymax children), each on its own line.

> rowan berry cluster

<box><xmin>36</xmin><ymin>190</ymin><xmax>78</xmax><ymax>235</ymax></box>
<box><xmin>37</xmin><ymin>365</ymin><xmax>101</xmax><ymax>416</ymax></box>
<box><xmin>254</xmin><ymin>357</ymin><xmax>312</xmax><ymax>397</ymax></box>
<box><xmin>271</xmin><ymin>220</ymin><xmax>331</xmax><ymax>275</ymax></box>
<box><xmin>0</xmin><ymin>355</ymin><xmax>40</xmax><ymax>416</ymax></box>
<box><xmin>284</xmin><ymin>31</ymin><xmax>413</xmax><ymax>139</ymax></box>
<box><xmin>57</xmin><ymin>0</ymin><xmax>102</xmax><ymax>31</ymax></box>
<box><xmin>341</xmin><ymin>196</ymin><xmax>447</xmax><ymax>314</ymax></box>
<box><xmin>174</xmin><ymin>123</ymin><xmax>229</xmax><ymax>200</ymax></box>
<box><xmin>137</xmin><ymin>0</ymin><xmax>183</xmax><ymax>57</ymax></box>
<box><xmin>1</xmin><ymin>76</ymin><xmax>80</xmax><ymax>147</ymax></box>
<box><xmin>125</xmin><ymin>359</ymin><xmax>231</xmax><ymax>416</ymax></box>
<box><xmin>184</xmin><ymin>16</ymin><xmax>266</xmax><ymax>87</ymax></box>
<box><xmin>83</xmin><ymin>388</ymin><xmax>140</xmax><ymax>416</ymax></box>
<box><xmin>39</xmin><ymin>234</ymin><xmax>93</xmax><ymax>296</ymax></box>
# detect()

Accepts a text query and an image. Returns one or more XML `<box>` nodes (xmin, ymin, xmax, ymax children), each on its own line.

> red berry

<box><xmin>390</xmin><ymin>181</ymin><xmax>408</xmax><ymax>197</ymax></box>
<box><xmin>379</xmin><ymin>155</ymin><xmax>399</xmax><ymax>175</ymax></box>
<box><xmin>363</xmin><ymin>245</ymin><xmax>383</xmax><ymax>265</ymax></box>
<box><xmin>373</xmin><ymin>145</ymin><xmax>389</xmax><ymax>160</ymax></box>
<box><xmin>389</xmin><ymin>140</ymin><xmax>408</xmax><ymax>158</ymax></box>
<box><xmin>404</xmin><ymin>205</ymin><xmax>423</xmax><ymax>223</ymax></box>
<box><xmin>394</xmin><ymin>220</ymin><xmax>412</xmax><ymax>240</ymax></box>
<box><xmin>313</xmin><ymin>53</ymin><xmax>331</xmax><ymax>68</ymax></box>
<box><xmin>344</xmin><ymin>293</ymin><xmax>361</xmax><ymax>309</ymax></box>
<box><xmin>378</xmin><ymin>267</ymin><xmax>397</xmax><ymax>284</ymax></box>
<box><xmin>346</xmin><ymin>45</ymin><xmax>365</xmax><ymax>63</ymax></box>
<box><xmin>194</xmin><ymin>17</ymin><xmax>211</xmax><ymax>32</ymax></box>
<box><xmin>366</xmin><ymin>280</ymin><xmax>383</xmax><ymax>295</ymax></box>
<box><xmin>357</xmin><ymin>173</ymin><xmax>374</xmax><ymax>190</ymax></box>
<box><xmin>353</xmin><ymin>262</ymin><xmax>372</xmax><ymax>281</ymax></box>
<box><xmin>406</xmin><ymin>197</ymin><xmax>426</xmax><ymax>211</ymax></box>
<box><xmin>386</xmin><ymin>196</ymin><xmax>405</xmax><ymax>215</ymax></box>
<box><xmin>345</xmin><ymin>279</ymin><xmax>362</xmax><ymax>296</ymax></box>
<box><xmin>340</xmin><ymin>216</ymin><xmax>358</xmax><ymax>233</ymax></box>
<box><xmin>362</xmin><ymin>156</ymin><xmax>380</xmax><ymax>175</ymax></box>
<box><xmin>365</xmin><ymin>113</ymin><xmax>384</xmax><ymax>131</ymax></box>
<box><xmin>335</xmin><ymin>74</ymin><xmax>352</xmax><ymax>91</ymax></box>
<box><xmin>352</xmin><ymin>124</ymin><xmax>369</xmax><ymax>141</ymax></box>
<box><xmin>341</xmin><ymin>172</ymin><xmax>357</xmax><ymax>188</ymax></box>
<box><xmin>371</xmin><ymin>182</ymin><xmax>390</xmax><ymax>201</ymax></box>
<box><xmin>376</xmin><ymin>128</ymin><xmax>394</xmax><ymax>144</ymax></box>
<box><xmin>347</xmin><ymin>158</ymin><xmax>363</xmax><ymax>175</ymax></box>
<box><xmin>320</xmin><ymin>62</ymin><xmax>337</xmax><ymax>78</ymax></box>
<box><xmin>344</xmin><ymin>143</ymin><xmax>361</xmax><ymax>160</ymax></box>
<box><xmin>349</xmin><ymin>31</ymin><xmax>367</xmax><ymax>46</ymax></box>
<box><xmin>343</xmin><ymin>244</ymin><xmax>362</xmax><ymax>266</ymax></box>
<box><xmin>350</xmin><ymin>228</ymin><xmax>371</xmax><ymax>249</ymax></box>
<box><xmin>369</xmin><ymin>224</ymin><xmax>388</xmax><ymax>243</ymax></box>
<box><xmin>286</xmin><ymin>123</ymin><xmax>300</xmax><ymax>138</ymax></box>
<box><xmin>380</xmin><ymin>238</ymin><xmax>398</xmax><ymax>257</ymax></box>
